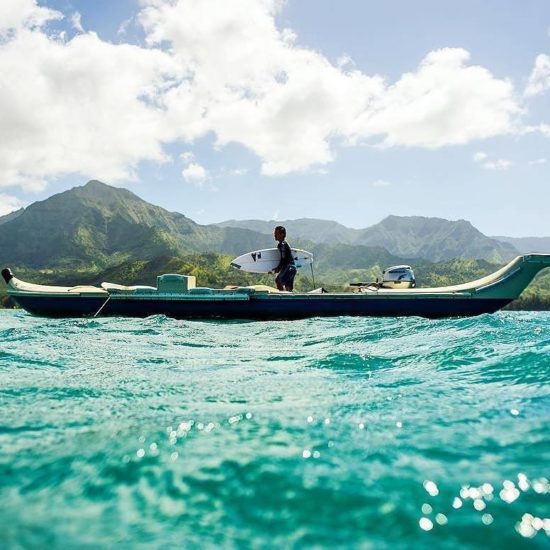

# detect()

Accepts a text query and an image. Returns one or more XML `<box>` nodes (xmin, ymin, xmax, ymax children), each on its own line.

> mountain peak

<box><xmin>0</xmin><ymin>180</ymin><xmax>275</xmax><ymax>269</ymax></box>
<box><xmin>74</xmin><ymin>180</ymin><xmax>139</xmax><ymax>202</ymax></box>
<box><xmin>84</xmin><ymin>179</ymin><xmax>109</xmax><ymax>189</ymax></box>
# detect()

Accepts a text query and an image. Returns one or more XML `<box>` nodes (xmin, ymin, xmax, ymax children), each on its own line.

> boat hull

<box><xmin>12</xmin><ymin>293</ymin><xmax>513</xmax><ymax>320</ymax></box>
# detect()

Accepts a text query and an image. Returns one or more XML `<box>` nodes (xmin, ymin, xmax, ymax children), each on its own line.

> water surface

<box><xmin>0</xmin><ymin>310</ymin><xmax>549</xmax><ymax>548</ymax></box>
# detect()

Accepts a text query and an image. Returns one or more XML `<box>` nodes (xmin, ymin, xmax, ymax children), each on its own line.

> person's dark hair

<box><xmin>275</xmin><ymin>225</ymin><xmax>286</xmax><ymax>237</ymax></box>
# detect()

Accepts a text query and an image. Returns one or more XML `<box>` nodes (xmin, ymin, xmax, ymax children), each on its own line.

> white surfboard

<box><xmin>230</xmin><ymin>248</ymin><xmax>314</xmax><ymax>273</ymax></box>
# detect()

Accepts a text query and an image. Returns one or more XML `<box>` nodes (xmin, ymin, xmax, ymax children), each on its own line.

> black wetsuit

<box><xmin>276</xmin><ymin>240</ymin><xmax>296</xmax><ymax>290</ymax></box>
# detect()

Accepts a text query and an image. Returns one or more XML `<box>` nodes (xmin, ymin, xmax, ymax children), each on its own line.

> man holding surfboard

<box><xmin>273</xmin><ymin>226</ymin><xmax>297</xmax><ymax>291</ymax></box>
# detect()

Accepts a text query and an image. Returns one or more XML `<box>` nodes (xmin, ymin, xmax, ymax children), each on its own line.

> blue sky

<box><xmin>0</xmin><ymin>0</ymin><xmax>549</xmax><ymax>236</ymax></box>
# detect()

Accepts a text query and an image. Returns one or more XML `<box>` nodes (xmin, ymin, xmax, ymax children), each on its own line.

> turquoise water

<box><xmin>0</xmin><ymin>310</ymin><xmax>549</xmax><ymax>549</ymax></box>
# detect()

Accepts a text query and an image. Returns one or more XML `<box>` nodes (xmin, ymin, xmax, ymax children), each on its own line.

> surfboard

<box><xmin>230</xmin><ymin>248</ymin><xmax>314</xmax><ymax>273</ymax></box>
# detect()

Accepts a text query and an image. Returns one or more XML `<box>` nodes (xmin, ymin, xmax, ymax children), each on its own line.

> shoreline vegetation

<box><xmin>2</xmin><ymin>253</ymin><xmax>549</xmax><ymax>311</ymax></box>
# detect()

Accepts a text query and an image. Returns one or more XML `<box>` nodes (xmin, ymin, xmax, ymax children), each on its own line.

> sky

<box><xmin>0</xmin><ymin>0</ymin><xmax>549</xmax><ymax>236</ymax></box>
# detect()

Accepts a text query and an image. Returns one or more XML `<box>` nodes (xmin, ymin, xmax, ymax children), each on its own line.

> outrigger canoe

<box><xmin>2</xmin><ymin>254</ymin><xmax>549</xmax><ymax>320</ymax></box>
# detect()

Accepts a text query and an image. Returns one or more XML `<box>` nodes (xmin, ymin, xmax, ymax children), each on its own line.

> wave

<box><xmin>0</xmin><ymin>310</ymin><xmax>548</xmax><ymax>547</ymax></box>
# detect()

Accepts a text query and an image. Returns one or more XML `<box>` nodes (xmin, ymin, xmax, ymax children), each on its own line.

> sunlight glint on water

<box><xmin>0</xmin><ymin>310</ymin><xmax>549</xmax><ymax>548</ymax></box>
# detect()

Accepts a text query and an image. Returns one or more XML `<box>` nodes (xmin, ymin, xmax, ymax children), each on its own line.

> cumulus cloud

<box><xmin>181</xmin><ymin>152</ymin><xmax>208</xmax><ymax>185</ymax></box>
<box><xmin>0</xmin><ymin>0</ymin><xmax>62</xmax><ymax>36</ymax></box>
<box><xmin>139</xmin><ymin>0</ymin><xmax>384</xmax><ymax>174</ymax></box>
<box><xmin>0</xmin><ymin>0</ymin><xmax>530</xmax><ymax>190</ymax></box>
<box><xmin>358</xmin><ymin>49</ymin><xmax>520</xmax><ymax>148</ymax></box>
<box><xmin>182</xmin><ymin>163</ymin><xmax>207</xmax><ymax>185</ymax></box>
<box><xmin>141</xmin><ymin>2</ymin><xmax>522</xmax><ymax>172</ymax></box>
<box><xmin>0</xmin><ymin>6</ymin><xmax>180</xmax><ymax>189</ymax></box>
<box><xmin>525</xmin><ymin>54</ymin><xmax>550</xmax><ymax>97</ymax></box>
<box><xmin>337</xmin><ymin>54</ymin><xmax>355</xmax><ymax>69</ymax></box>
<box><xmin>0</xmin><ymin>193</ymin><xmax>24</xmax><ymax>216</ymax></box>
<box><xmin>473</xmin><ymin>151</ymin><xmax>512</xmax><ymax>170</ymax></box>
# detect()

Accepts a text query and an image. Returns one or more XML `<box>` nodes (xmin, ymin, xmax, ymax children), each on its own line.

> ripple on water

<box><xmin>0</xmin><ymin>310</ymin><xmax>548</xmax><ymax>548</ymax></box>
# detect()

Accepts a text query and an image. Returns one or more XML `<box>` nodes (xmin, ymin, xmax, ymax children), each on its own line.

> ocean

<box><xmin>0</xmin><ymin>310</ymin><xmax>549</xmax><ymax>549</ymax></box>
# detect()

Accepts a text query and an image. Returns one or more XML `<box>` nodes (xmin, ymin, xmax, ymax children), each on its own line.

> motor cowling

<box><xmin>381</xmin><ymin>265</ymin><xmax>416</xmax><ymax>289</ymax></box>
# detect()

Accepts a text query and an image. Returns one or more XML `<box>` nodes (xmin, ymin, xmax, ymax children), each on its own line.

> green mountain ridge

<box><xmin>1</xmin><ymin>181</ymin><xmax>534</xmax><ymax>270</ymax></box>
<box><xmin>216</xmin><ymin>218</ymin><xmax>360</xmax><ymax>245</ymax></box>
<box><xmin>0</xmin><ymin>180</ymin><xmax>273</xmax><ymax>270</ymax></box>
<box><xmin>216</xmin><ymin>215</ymin><xmax>519</xmax><ymax>262</ymax></box>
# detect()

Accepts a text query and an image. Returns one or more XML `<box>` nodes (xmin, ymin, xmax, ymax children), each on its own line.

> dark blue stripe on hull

<box><xmin>14</xmin><ymin>295</ymin><xmax>513</xmax><ymax>319</ymax></box>
<box><xmin>14</xmin><ymin>296</ymin><xmax>107</xmax><ymax>317</ymax></box>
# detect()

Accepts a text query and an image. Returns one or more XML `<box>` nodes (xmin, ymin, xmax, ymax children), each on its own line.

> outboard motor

<box><xmin>381</xmin><ymin>265</ymin><xmax>416</xmax><ymax>289</ymax></box>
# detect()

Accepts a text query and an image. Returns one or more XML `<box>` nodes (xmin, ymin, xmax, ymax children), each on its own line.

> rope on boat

<box><xmin>93</xmin><ymin>294</ymin><xmax>111</xmax><ymax>318</ymax></box>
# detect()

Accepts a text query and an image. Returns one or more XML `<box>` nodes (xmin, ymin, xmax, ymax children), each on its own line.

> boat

<box><xmin>2</xmin><ymin>254</ymin><xmax>549</xmax><ymax>319</ymax></box>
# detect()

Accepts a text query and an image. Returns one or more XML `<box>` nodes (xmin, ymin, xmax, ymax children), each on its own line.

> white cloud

<box><xmin>140</xmin><ymin>4</ymin><xmax>522</xmax><ymax>167</ymax></box>
<box><xmin>117</xmin><ymin>17</ymin><xmax>133</xmax><ymax>37</ymax></box>
<box><xmin>182</xmin><ymin>162</ymin><xmax>207</xmax><ymax>185</ymax></box>
<box><xmin>358</xmin><ymin>48</ymin><xmax>520</xmax><ymax>148</ymax></box>
<box><xmin>529</xmin><ymin>158</ymin><xmax>546</xmax><ymax>165</ymax></box>
<box><xmin>139</xmin><ymin>0</ymin><xmax>382</xmax><ymax>174</ymax></box>
<box><xmin>525</xmin><ymin>54</ymin><xmax>550</xmax><ymax>97</ymax></box>
<box><xmin>337</xmin><ymin>54</ymin><xmax>354</xmax><ymax>69</ymax></box>
<box><xmin>229</xmin><ymin>168</ymin><xmax>248</xmax><ymax>176</ymax></box>
<box><xmin>0</xmin><ymin>194</ymin><xmax>24</xmax><ymax>216</ymax></box>
<box><xmin>70</xmin><ymin>12</ymin><xmax>84</xmax><ymax>33</ymax></box>
<box><xmin>0</xmin><ymin>0</ymin><xmax>531</xmax><ymax>190</ymax></box>
<box><xmin>0</xmin><ymin>0</ymin><xmax>62</xmax><ymax>36</ymax></box>
<box><xmin>519</xmin><ymin>123</ymin><xmax>550</xmax><ymax>138</ymax></box>
<box><xmin>473</xmin><ymin>152</ymin><xmax>512</xmax><ymax>170</ymax></box>
<box><xmin>371</xmin><ymin>179</ymin><xmax>391</xmax><ymax>187</ymax></box>
<box><xmin>181</xmin><ymin>151</ymin><xmax>208</xmax><ymax>184</ymax></box>
<box><xmin>180</xmin><ymin>151</ymin><xmax>195</xmax><ymax>163</ymax></box>
<box><xmin>482</xmin><ymin>159</ymin><xmax>512</xmax><ymax>170</ymax></box>
<box><xmin>473</xmin><ymin>151</ymin><xmax>488</xmax><ymax>162</ymax></box>
<box><xmin>0</xmin><ymin>15</ymin><xmax>180</xmax><ymax>190</ymax></box>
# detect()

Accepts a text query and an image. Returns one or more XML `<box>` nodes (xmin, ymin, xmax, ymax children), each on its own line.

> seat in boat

<box><xmin>101</xmin><ymin>282</ymin><xmax>156</xmax><ymax>292</ymax></box>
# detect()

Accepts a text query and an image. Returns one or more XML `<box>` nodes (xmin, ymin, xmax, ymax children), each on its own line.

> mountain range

<box><xmin>491</xmin><ymin>235</ymin><xmax>550</xmax><ymax>255</ymax></box>
<box><xmin>0</xmin><ymin>180</ymin><xmax>548</xmax><ymax>274</ymax></box>
<box><xmin>216</xmin><ymin>216</ymin><xmax>525</xmax><ymax>262</ymax></box>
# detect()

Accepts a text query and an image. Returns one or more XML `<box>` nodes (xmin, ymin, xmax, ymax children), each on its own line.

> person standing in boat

<box><xmin>273</xmin><ymin>226</ymin><xmax>297</xmax><ymax>291</ymax></box>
